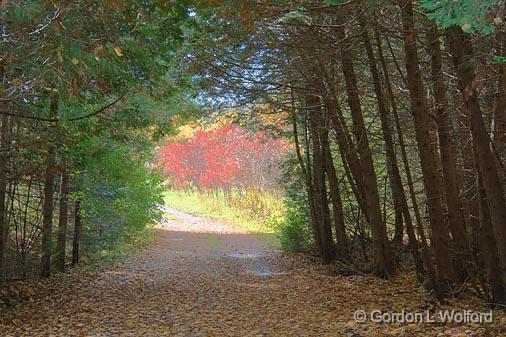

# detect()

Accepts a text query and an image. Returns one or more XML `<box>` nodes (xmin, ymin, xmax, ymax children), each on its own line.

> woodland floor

<box><xmin>1</xmin><ymin>208</ymin><xmax>505</xmax><ymax>337</ymax></box>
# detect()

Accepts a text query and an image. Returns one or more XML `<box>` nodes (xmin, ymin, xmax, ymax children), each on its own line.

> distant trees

<box><xmin>188</xmin><ymin>0</ymin><xmax>506</xmax><ymax>304</ymax></box>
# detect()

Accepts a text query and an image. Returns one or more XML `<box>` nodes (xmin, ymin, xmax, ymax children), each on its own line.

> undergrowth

<box><xmin>81</xmin><ymin>225</ymin><xmax>158</xmax><ymax>272</ymax></box>
<box><xmin>163</xmin><ymin>189</ymin><xmax>281</xmax><ymax>234</ymax></box>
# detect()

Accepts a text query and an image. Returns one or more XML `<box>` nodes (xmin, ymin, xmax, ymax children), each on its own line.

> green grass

<box><xmin>163</xmin><ymin>189</ymin><xmax>275</xmax><ymax>234</ymax></box>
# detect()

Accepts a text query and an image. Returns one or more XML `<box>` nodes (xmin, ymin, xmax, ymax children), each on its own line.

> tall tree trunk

<box><xmin>377</xmin><ymin>28</ymin><xmax>443</xmax><ymax>300</ymax></box>
<box><xmin>0</xmin><ymin>62</ymin><xmax>9</xmax><ymax>280</ymax></box>
<box><xmin>40</xmin><ymin>94</ymin><xmax>58</xmax><ymax>278</ymax></box>
<box><xmin>450</xmin><ymin>89</ymin><xmax>482</xmax><ymax>257</ymax></box>
<box><xmin>477</xmin><ymin>173</ymin><xmax>505</xmax><ymax>304</ymax></box>
<box><xmin>376</xmin><ymin>20</ymin><xmax>442</xmax><ymax>300</ymax></box>
<box><xmin>327</xmin><ymin>104</ymin><xmax>369</xmax><ymax>221</ymax></box>
<box><xmin>0</xmin><ymin>113</ymin><xmax>9</xmax><ymax>280</ymax></box>
<box><xmin>318</xmin><ymin>67</ymin><xmax>370</xmax><ymax>222</ymax></box>
<box><xmin>56</xmin><ymin>166</ymin><xmax>69</xmax><ymax>272</ymax></box>
<box><xmin>291</xmin><ymin>90</ymin><xmax>310</xmax><ymax>190</ymax></box>
<box><xmin>308</xmin><ymin>98</ymin><xmax>336</xmax><ymax>263</ymax></box>
<box><xmin>302</xmin><ymin>109</ymin><xmax>322</xmax><ymax>248</ymax></box>
<box><xmin>72</xmin><ymin>200</ymin><xmax>82</xmax><ymax>266</ymax></box>
<box><xmin>321</xmin><ymin>120</ymin><xmax>349</xmax><ymax>258</ymax></box>
<box><xmin>360</xmin><ymin>20</ymin><xmax>424</xmax><ymax>279</ymax></box>
<box><xmin>374</xmin><ymin>29</ymin><xmax>426</xmax><ymax>250</ymax></box>
<box><xmin>446</xmin><ymin>25</ymin><xmax>506</xmax><ymax>294</ymax></box>
<box><xmin>494</xmin><ymin>63</ymin><xmax>506</xmax><ymax>162</ymax></box>
<box><xmin>337</xmin><ymin>26</ymin><xmax>394</xmax><ymax>277</ymax></box>
<box><xmin>426</xmin><ymin>23</ymin><xmax>469</xmax><ymax>280</ymax></box>
<box><xmin>291</xmin><ymin>93</ymin><xmax>319</xmax><ymax>250</ymax></box>
<box><xmin>399</xmin><ymin>0</ymin><xmax>455</xmax><ymax>284</ymax></box>
<box><xmin>359</xmin><ymin>19</ymin><xmax>404</xmax><ymax>246</ymax></box>
<box><xmin>493</xmin><ymin>29</ymin><xmax>505</xmax><ymax>167</ymax></box>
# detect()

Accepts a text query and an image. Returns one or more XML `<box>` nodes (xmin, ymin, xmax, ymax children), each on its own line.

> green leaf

<box><xmin>420</xmin><ymin>0</ymin><xmax>501</xmax><ymax>35</ymax></box>
<box><xmin>279</xmin><ymin>9</ymin><xmax>311</xmax><ymax>26</ymax></box>
<box><xmin>492</xmin><ymin>55</ymin><xmax>506</xmax><ymax>64</ymax></box>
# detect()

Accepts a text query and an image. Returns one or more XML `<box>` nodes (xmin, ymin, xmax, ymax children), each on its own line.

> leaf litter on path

<box><xmin>1</xmin><ymin>207</ymin><xmax>504</xmax><ymax>336</ymax></box>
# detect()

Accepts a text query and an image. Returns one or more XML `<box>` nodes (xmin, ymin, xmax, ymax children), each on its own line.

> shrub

<box><xmin>272</xmin><ymin>158</ymin><xmax>315</xmax><ymax>252</ymax></box>
<box><xmin>73</xmin><ymin>135</ymin><xmax>163</xmax><ymax>254</ymax></box>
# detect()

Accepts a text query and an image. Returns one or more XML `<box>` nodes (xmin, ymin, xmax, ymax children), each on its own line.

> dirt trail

<box><xmin>1</xmin><ymin>208</ymin><xmax>503</xmax><ymax>337</ymax></box>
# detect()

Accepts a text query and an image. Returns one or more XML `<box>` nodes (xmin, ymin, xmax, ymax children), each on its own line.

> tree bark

<box><xmin>493</xmin><ymin>29</ymin><xmax>505</xmax><ymax>167</ymax></box>
<box><xmin>308</xmin><ymin>100</ymin><xmax>336</xmax><ymax>263</ymax></box>
<box><xmin>360</xmin><ymin>20</ymin><xmax>424</xmax><ymax>279</ymax></box>
<box><xmin>291</xmin><ymin>94</ymin><xmax>319</xmax><ymax>250</ymax></box>
<box><xmin>318</xmin><ymin>66</ymin><xmax>370</xmax><ymax>222</ymax></box>
<box><xmin>426</xmin><ymin>23</ymin><xmax>469</xmax><ymax>280</ymax></box>
<box><xmin>477</xmin><ymin>173</ymin><xmax>505</xmax><ymax>304</ymax></box>
<box><xmin>0</xmin><ymin>113</ymin><xmax>9</xmax><ymax>280</ymax></box>
<box><xmin>40</xmin><ymin>94</ymin><xmax>59</xmax><ymax>278</ymax></box>
<box><xmin>72</xmin><ymin>200</ymin><xmax>82</xmax><ymax>266</ymax></box>
<box><xmin>56</xmin><ymin>166</ymin><xmax>69</xmax><ymax>272</ymax></box>
<box><xmin>321</xmin><ymin>120</ymin><xmax>349</xmax><ymax>259</ymax></box>
<box><xmin>374</xmin><ymin>28</ymin><xmax>445</xmax><ymax>292</ymax></box>
<box><xmin>446</xmin><ymin>25</ymin><xmax>506</xmax><ymax>293</ymax></box>
<box><xmin>359</xmin><ymin>20</ymin><xmax>405</xmax><ymax>246</ymax></box>
<box><xmin>337</xmin><ymin>25</ymin><xmax>394</xmax><ymax>277</ymax></box>
<box><xmin>399</xmin><ymin>0</ymin><xmax>455</xmax><ymax>283</ymax></box>
<box><xmin>0</xmin><ymin>62</ymin><xmax>9</xmax><ymax>280</ymax></box>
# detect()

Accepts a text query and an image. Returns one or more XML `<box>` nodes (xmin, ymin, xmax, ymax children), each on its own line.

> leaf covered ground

<box><xmin>1</xmin><ymin>208</ymin><xmax>504</xmax><ymax>337</ymax></box>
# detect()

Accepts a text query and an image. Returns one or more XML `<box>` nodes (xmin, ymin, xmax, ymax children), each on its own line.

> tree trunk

<box><xmin>426</xmin><ymin>23</ymin><xmax>469</xmax><ymax>280</ymax></box>
<box><xmin>308</xmin><ymin>98</ymin><xmax>336</xmax><ymax>263</ymax></box>
<box><xmin>72</xmin><ymin>200</ymin><xmax>82</xmax><ymax>266</ymax></box>
<box><xmin>360</xmin><ymin>20</ymin><xmax>424</xmax><ymax>279</ymax></box>
<box><xmin>494</xmin><ymin>63</ymin><xmax>506</xmax><ymax>162</ymax></box>
<box><xmin>337</xmin><ymin>25</ymin><xmax>394</xmax><ymax>277</ymax></box>
<box><xmin>374</xmin><ymin>29</ymin><xmax>426</xmax><ymax>250</ymax></box>
<box><xmin>493</xmin><ymin>29</ymin><xmax>505</xmax><ymax>167</ymax></box>
<box><xmin>321</xmin><ymin>121</ymin><xmax>349</xmax><ymax>258</ymax></box>
<box><xmin>56</xmin><ymin>167</ymin><xmax>69</xmax><ymax>272</ymax></box>
<box><xmin>399</xmin><ymin>0</ymin><xmax>455</xmax><ymax>284</ymax></box>
<box><xmin>327</xmin><ymin>104</ymin><xmax>369</xmax><ymax>221</ymax></box>
<box><xmin>291</xmin><ymin>93</ymin><xmax>319</xmax><ymax>250</ymax></box>
<box><xmin>477</xmin><ymin>173</ymin><xmax>505</xmax><ymax>304</ymax></box>
<box><xmin>359</xmin><ymin>19</ymin><xmax>405</xmax><ymax>246</ymax></box>
<box><xmin>450</xmin><ymin>89</ymin><xmax>481</xmax><ymax>257</ymax></box>
<box><xmin>0</xmin><ymin>113</ymin><xmax>9</xmax><ymax>280</ymax></box>
<box><xmin>446</xmin><ymin>26</ymin><xmax>506</xmax><ymax>292</ymax></box>
<box><xmin>318</xmin><ymin>67</ymin><xmax>370</xmax><ymax>222</ymax></box>
<box><xmin>375</xmin><ymin>28</ymin><xmax>445</xmax><ymax>290</ymax></box>
<box><xmin>40</xmin><ymin>94</ymin><xmax>59</xmax><ymax>278</ymax></box>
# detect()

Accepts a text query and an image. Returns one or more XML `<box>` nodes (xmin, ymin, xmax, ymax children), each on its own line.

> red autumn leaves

<box><xmin>158</xmin><ymin>123</ymin><xmax>289</xmax><ymax>190</ymax></box>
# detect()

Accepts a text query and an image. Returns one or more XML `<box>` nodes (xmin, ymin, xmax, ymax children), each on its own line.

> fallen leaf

<box><xmin>113</xmin><ymin>46</ymin><xmax>123</xmax><ymax>57</ymax></box>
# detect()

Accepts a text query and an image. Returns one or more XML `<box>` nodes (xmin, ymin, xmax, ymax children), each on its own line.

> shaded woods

<box><xmin>188</xmin><ymin>0</ymin><xmax>506</xmax><ymax>305</ymax></box>
<box><xmin>0</xmin><ymin>0</ymin><xmax>505</xmax><ymax>322</ymax></box>
<box><xmin>0</xmin><ymin>2</ymin><xmax>194</xmax><ymax>284</ymax></box>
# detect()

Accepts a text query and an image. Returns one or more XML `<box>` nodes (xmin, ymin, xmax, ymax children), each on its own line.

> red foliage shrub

<box><xmin>158</xmin><ymin>123</ymin><xmax>289</xmax><ymax>190</ymax></box>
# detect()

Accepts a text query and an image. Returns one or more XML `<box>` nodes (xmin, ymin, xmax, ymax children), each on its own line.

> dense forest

<box><xmin>0</xmin><ymin>1</ymin><xmax>197</xmax><ymax>280</ymax></box>
<box><xmin>1</xmin><ymin>0</ymin><xmax>506</xmax><ymax>335</ymax></box>
<box><xmin>175</xmin><ymin>0</ymin><xmax>506</xmax><ymax>305</ymax></box>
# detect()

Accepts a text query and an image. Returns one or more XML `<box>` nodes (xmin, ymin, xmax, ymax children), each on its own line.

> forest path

<box><xmin>0</xmin><ymin>207</ymin><xmax>497</xmax><ymax>337</ymax></box>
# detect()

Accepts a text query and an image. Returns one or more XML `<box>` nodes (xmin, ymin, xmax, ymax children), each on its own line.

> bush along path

<box><xmin>1</xmin><ymin>208</ymin><xmax>505</xmax><ymax>337</ymax></box>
